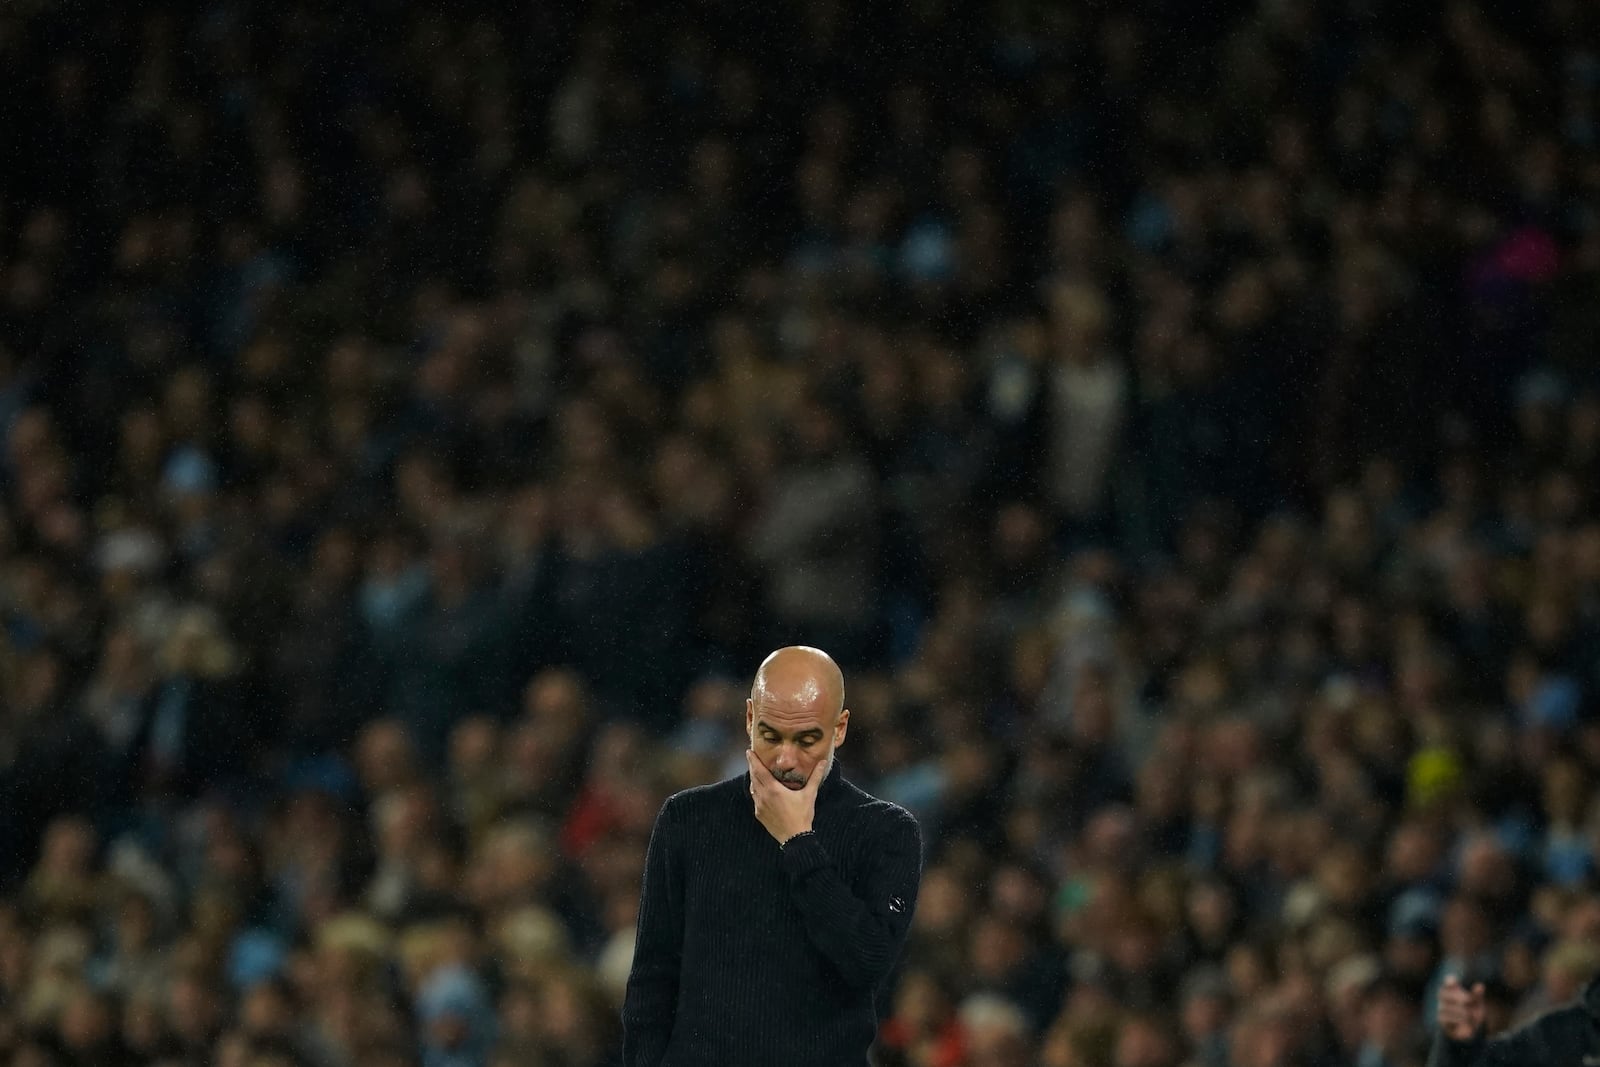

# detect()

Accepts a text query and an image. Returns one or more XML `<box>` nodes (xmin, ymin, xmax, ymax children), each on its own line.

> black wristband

<box><xmin>780</xmin><ymin>830</ymin><xmax>816</xmax><ymax>851</ymax></box>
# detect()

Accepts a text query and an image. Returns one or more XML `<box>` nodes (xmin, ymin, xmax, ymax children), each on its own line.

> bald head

<box><xmin>747</xmin><ymin>646</ymin><xmax>849</xmax><ymax>789</ymax></box>
<box><xmin>751</xmin><ymin>646</ymin><xmax>845</xmax><ymax>719</ymax></box>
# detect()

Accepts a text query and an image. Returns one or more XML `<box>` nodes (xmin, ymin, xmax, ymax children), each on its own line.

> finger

<box><xmin>1471</xmin><ymin>983</ymin><xmax>1485</xmax><ymax>999</ymax></box>
<box><xmin>1442</xmin><ymin>975</ymin><xmax>1460</xmax><ymax>989</ymax></box>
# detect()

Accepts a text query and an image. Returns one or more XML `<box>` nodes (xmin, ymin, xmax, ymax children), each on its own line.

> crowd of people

<box><xmin>3</xmin><ymin>0</ymin><xmax>1600</xmax><ymax>1064</ymax></box>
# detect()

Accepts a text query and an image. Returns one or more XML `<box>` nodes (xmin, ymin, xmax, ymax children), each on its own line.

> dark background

<box><xmin>2</xmin><ymin>1</ymin><xmax>1600</xmax><ymax>1065</ymax></box>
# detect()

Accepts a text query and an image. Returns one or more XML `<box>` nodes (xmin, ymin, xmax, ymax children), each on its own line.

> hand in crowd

<box><xmin>1437</xmin><ymin>976</ymin><xmax>1487</xmax><ymax>1042</ymax></box>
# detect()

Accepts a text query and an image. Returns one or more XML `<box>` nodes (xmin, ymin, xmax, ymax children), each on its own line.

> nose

<box><xmin>773</xmin><ymin>744</ymin><xmax>797</xmax><ymax>770</ymax></box>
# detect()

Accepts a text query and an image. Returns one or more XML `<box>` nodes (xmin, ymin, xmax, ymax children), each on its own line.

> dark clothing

<box><xmin>1428</xmin><ymin>975</ymin><xmax>1600</xmax><ymax>1067</ymax></box>
<box><xmin>126</xmin><ymin>676</ymin><xmax>258</xmax><ymax>803</ymax></box>
<box><xmin>622</xmin><ymin>764</ymin><xmax>923</xmax><ymax>1067</ymax></box>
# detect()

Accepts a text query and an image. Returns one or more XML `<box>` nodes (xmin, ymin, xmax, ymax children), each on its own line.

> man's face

<box><xmin>747</xmin><ymin>697</ymin><xmax>848</xmax><ymax>790</ymax></box>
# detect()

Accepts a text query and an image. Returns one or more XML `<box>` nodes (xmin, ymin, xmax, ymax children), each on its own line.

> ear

<box><xmin>834</xmin><ymin>708</ymin><xmax>850</xmax><ymax>748</ymax></box>
<box><xmin>745</xmin><ymin>699</ymin><xmax>754</xmax><ymax>741</ymax></box>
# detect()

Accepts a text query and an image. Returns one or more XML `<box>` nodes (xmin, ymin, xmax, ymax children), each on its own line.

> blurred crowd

<box><xmin>3</xmin><ymin>0</ymin><xmax>1600</xmax><ymax>1065</ymax></box>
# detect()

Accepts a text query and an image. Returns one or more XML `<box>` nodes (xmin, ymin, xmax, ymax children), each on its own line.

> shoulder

<box><xmin>842</xmin><ymin>780</ymin><xmax>921</xmax><ymax>841</ymax></box>
<box><xmin>1528</xmin><ymin>999</ymin><xmax>1592</xmax><ymax>1033</ymax></box>
<box><xmin>660</xmin><ymin>774</ymin><xmax>748</xmax><ymax>821</ymax></box>
<box><xmin>1495</xmin><ymin>999</ymin><xmax>1588</xmax><ymax>1050</ymax></box>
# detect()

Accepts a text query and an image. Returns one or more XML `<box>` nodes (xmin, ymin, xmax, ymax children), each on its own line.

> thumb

<box><xmin>805</xmin><ymin>754</ymin><xmax>831</xmax><ymax>795</ymax></box>
<box><xmin>1471</xmin><ymin>983</ymin><xmax>1486</xmax><ymax>1001</ymax></box>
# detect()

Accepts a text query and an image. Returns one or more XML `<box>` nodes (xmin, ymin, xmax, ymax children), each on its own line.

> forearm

<box><xmin>1427</xmin><ymin>1033</ymin><xmax>1486</xmax><ymax>1067</ymax></box>
<box><xmin>779</xmin><ymin>814</ymin><xmax>921</xmax><ymax>990</ymax></box>
<box><xmin>1427</xmin><ymin>1029</ymin><xmax>1537</xmax><ymax>1067</ymax></box>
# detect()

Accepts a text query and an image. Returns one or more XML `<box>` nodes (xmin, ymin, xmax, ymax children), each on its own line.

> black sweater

<box><xmin>622</xmin><ymin>763</ymin><xmax>923</xmax><ymax>1067</ymax></box>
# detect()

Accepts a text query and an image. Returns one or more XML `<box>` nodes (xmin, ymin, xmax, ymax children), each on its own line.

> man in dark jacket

<box><xmin>1429</xmin><ymin>972</ymin><xmax>1600</xmax><ymax>1066</ymax></box>
<box><xmin>622</xmin><ymin>646</ymin><xmax>924</xmax><ymax>1067</ymax></box>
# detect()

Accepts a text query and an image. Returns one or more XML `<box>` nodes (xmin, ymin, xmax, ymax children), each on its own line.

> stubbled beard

<box><xmin>778</xmin><ymin>745</ymin><xmax>834</xmax><ymax>788</ymax></box>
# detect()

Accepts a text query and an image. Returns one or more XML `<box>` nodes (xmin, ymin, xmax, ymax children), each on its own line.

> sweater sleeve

<box><xmin>1427</xmin><ymin>1032</ymin><xmax>1487</xmax><ymax>1067</ymax></box>
<box><xmin>622</xmin><ymin>796</ymin><xmax>683</xmax><ymax>1067</ymax></box>
<box><xmin>1425</xmin><ymin>1020</ymin><xmax>1555</xmax><ymax>1067</ymax></box>
<box><xmin>779</xmin><ymin>804</ymin><xmax>923</xmax><ymax>991</ymax></box>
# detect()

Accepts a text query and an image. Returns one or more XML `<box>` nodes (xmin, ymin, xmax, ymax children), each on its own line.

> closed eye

<box><xmin>758</xmin><ymin>729</ymin><xmax>824</xmax><ymax>745</ymax></box>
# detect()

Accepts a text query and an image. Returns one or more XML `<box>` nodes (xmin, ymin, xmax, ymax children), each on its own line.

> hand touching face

<box><xmin>747</xmin><ymin>707</ymin><xmax>843</xmax><ymax>791</ymax></box>
<box><xmin>741</xmin><ymin>646</ymin><xmax>850</xmax><ymax>836</ymax></box>
<box><xmin>747</xmin><ymin>749</ymin><xmax>822</xmax><ymax>843</ymax></box>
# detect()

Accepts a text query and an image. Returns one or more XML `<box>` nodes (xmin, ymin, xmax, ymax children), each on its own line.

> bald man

<box><xmin>622</xmin><ymin>647</ymin><xmax>924</xmax><ymax>1067</ymax></box>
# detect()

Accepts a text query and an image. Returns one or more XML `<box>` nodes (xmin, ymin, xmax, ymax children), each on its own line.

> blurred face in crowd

<box><xmin>970</xmin><ymin>914</ymin><xmax>1027</xmax><ymax>979</ymax></box>
<box><xmin>914</xmin><ymin>866</ymin><xmax>969</xmax><ymax>936</ymax></box>
<box><xmin>1542</xmin><ymin>759</ymin><xmax>1588</xmax><ymax>825</ymax></box>
<box><xmin>121</xmin><ymin>993</ymin><xmax>164</xmax><ymax>1053</ymax></box>
<box><xmin>356</xmin><ymin>720</ymin><xmax>419</xmax><ymax>794</ymax></box>
<box><xmin>1441</xmin><ymin>896</ymin><xmax>1493</xmax><ymax>958</ymax></box>
<box><xmin>1114</xmin><ymin>1014</ymin><xmax>1182</xmax><ymax>1067</ymax></box>
<box><xmin>1560</xmin><ymin>896</ymin><xmax>1600</xmax><ymax>943</ymax></box>
<box><xmin>746</xmin><ymin>647</ymin><xmax>849</xmax><ymax>790</ymax></box>
<box><xmin>1108</xmin><ymin>915</ymin><xmax>1163</xmax><ymax>976</ymax></box>
<box><xmin>1181</xmin><ymin>985</ymin><xmax>1230</xmax><ymax>1045</ymax></box>
<box><xmin>39</xmin><ymin>816</ymin><xmax>96</xmax><ymax>878</ymax></box>
<box><xmin>991</xmin><ymin>862</ymin><xmax>1049</xmax><ymax>926</ymax></box>
<box><xmin>969</xmin><ymin>1031</ymin><xmax>1031</xmax><ymax>1067</ymax></box>
<box><xmin>450</xmin><ymin>715</ymin><xmax>500</xmax><ymax>782</ymax></box>
<box><xmin>1457</xmin><ymin>836</ymin><xmax>1518</xmax><ymax>904</ymax></box>
<box><xmin>1361</xmin><ymin>982</ymin><xmax>1417</xmax><ymax>1055</ymax></box>
<box><xmin>168</xmin><ymin>971</ymin><xmax>222</xmax><ymax>1045</ymax></box>
<box><xmin>1186</xmin><ymin>878</ymin><xmax>1238</xmax><ymax>946</ymax></box>
<box><xmin>788</xmin><ymin>399</ymin><xmax>844</xmax><ymax>461</ymax></box>
<box><xmin>240</xmin><ymin>980</ymin><xmax>293</xmax><ymax>1038</ymax></box>
<box><xmin>1385</xmin><ymin>820</ymin><xmax>1443</xmax><ymax>886</ymax></box>
<box><xmin>499</xmin><ymin>982</ymin><xmax>541</xmax><ymax>1043</ymax></box>
<box><xmin>1225</xmin><ymin>942</ymin><xmax>1274</xmax><ymax>1002</ymax></box>
<box><xmin>890</xmin><ymin>969</ymin><xmax>950</xmax><ymax>1034</ymax></box>
<box><xmin>1385</xmin><ymin>927</ymin><xmax>1438</xmax><ymax>984</ymax></box>
<box><xmin>58</xmin><ymin>986</ymin><xmax>113</xmax><ymax>1052</ymax></box>
<box><xmin>961</xmin><ymin>998</ymin><xmax>1033</xmax><ymax>1067</ymax></box>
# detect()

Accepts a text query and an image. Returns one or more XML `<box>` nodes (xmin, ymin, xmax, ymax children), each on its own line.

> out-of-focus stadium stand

<box><xmin>3</xmin><ymin>1</ymin><xmax>1600</xmax><ymax>1065</ymax></box>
